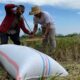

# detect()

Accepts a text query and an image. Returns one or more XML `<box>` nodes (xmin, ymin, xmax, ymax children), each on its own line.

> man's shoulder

<box><xmin>43</xmin><ymin>11</ymin><xmax>51</xmax><ymax>17</ymax></box>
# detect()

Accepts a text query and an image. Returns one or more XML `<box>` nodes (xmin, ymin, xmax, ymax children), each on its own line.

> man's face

<box><xmin>16</xmin><ymin>7</ymin><xmax>24</xmax><ymax>15</ymax></box>
<box><xmin>34</xmin><ymin>12</ymin><xmax>41</xmax><ymax>18</ymax></box>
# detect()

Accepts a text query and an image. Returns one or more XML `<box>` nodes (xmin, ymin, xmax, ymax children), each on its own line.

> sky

<box><xmin>0</xmin><ymin>0</ymin><xmax>80</xmax><ymax>35</ymax></box>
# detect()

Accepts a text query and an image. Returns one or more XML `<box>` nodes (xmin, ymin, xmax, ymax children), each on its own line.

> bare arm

<box><xmin>43</xmin><ymin>23</ymin><xmax>51</xmax><ymax>37</ymax></box>
<box><xmin>33</xmin><ymin>24</ymin><xmax>38</xmax><ymax>35</ymax></box>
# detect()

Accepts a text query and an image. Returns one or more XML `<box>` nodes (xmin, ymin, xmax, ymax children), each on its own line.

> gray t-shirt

<box><xmin>34</xmin><ymin>11</ymin><xmax>55</xmax><ymax>29</ymax></box>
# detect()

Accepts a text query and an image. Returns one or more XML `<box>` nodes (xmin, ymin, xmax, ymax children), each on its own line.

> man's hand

<box><xmin>29</xmin><ymin>32</ymin><xmax>35</xmax><ymax>38</ymax></box>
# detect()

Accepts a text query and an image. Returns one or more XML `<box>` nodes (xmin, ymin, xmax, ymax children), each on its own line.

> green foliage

<box><xmin>65</xmin><ymin>33</ymin><xmax>79</xmax><ymax>37</ymax></box>
<box><xmin>54</xmin><ymin>36</ymin><xmax>80</xmax><ymax>61</ymax></box>
<box><xmin>21</xmin><ymin>36</ymin><xmax>80</xmax><ymax>61</ymax></box>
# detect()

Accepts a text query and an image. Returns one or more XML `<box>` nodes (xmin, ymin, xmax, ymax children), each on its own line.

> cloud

<box><xmin>1</xmin><ymin>0</ymin><xmax>80</xmax><ymax>9</ymax></box>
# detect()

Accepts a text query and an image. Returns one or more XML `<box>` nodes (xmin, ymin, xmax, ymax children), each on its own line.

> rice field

<box><xmin>0</xmin><ymin>36</ymin><xmax>80</xmax><ymax>80</ymax></box>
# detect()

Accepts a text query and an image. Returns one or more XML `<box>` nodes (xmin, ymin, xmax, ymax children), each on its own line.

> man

<box><xmin>29</xmin><ymin>6</ymin><xmax>56</xmax><ymax>52</ymax></box>
<box><xmin>0</xmin><ymin>4</ymin><xmax>30</xmax><ymax>45</ymax></box>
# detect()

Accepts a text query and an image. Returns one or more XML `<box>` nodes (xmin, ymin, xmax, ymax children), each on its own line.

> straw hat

<box><xmin>29</xmin><ymin>6</ymin><xmax>41</xmax><ymax>15</ymax></box>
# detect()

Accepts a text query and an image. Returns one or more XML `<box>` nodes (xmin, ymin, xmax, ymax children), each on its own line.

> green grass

<box><xmin>49</xmin><ymin>62</ymin><xmax>80</xmax><ymax>80</ymax></box>
<box><xmin>21</xmin><ymin>36</ymin><xmax>80</xmax><ymax>61</ymax></box>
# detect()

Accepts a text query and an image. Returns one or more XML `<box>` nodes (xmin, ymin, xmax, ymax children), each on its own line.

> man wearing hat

<box><xmin>29</xmin><ymin>6</ymin><xmax>56</xmax><ymax>52</ymax></box>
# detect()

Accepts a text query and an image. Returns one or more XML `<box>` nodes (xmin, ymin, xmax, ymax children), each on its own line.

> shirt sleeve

<box><xmin>19</xmin><ymin>18</ymin><xmax>30</xmax><ymax>34</ymax></box>
<box><xmin>5</xmin><ymin>4</ymin><xmax>16</xmax><ymax>14</ymax></box>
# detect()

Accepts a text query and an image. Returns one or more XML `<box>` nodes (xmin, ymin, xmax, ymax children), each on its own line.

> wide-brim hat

<box><xmin>29</xmin><ymin>6</ymin><xmax>41</xmax><ymax>15</ymax></box>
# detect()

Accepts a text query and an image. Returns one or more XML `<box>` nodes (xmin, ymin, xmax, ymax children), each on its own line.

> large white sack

<box><xmin>0</xmin><ymin>44</ymin><xmax>68</xmax><ymax>80</ymax></box>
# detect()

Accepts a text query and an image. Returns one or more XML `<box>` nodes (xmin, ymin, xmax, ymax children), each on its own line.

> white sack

<box><xmin>0</xmin><ymin>44</ymin><xmax>68</xmax><ymax>80</ymax></box>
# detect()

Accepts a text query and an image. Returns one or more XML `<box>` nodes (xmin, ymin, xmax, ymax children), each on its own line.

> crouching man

<box><xmin>29</xmin><ymin>6</ymin><xmax>56</xmax><ymax>52</ymax></box>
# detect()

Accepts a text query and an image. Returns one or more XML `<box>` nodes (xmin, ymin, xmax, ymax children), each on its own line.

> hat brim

<box><xmin>29</xmin><ymin>10</ymin><xmax>41</xmax><ymax>15</ymax></box>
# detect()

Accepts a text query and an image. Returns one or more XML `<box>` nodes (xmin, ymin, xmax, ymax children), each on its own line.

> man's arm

<box><xmin>5</xmin><ymin>4</ymin><xmax>17</xmax><ymax>9</ymax></box>
<box><xmin>43</xmin><ymin>23</ymin><xmax>51</xmax><ymax>37</ymax></box>
<box><xmin>19</xmin><ymin>19</ymin><xmax>30</xmax><ymax>34</ymax></box>
<box><xmin>32</xmin><ymin>24</ymin><xmax>38</xmax><ymax>35</ymax></box>
<box><xmin>5</xmin><ymin>4</ymin><xmax>17</xmax><ymax>13</ymax></box>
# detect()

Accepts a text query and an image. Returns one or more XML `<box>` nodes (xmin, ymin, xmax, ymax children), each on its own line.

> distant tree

<box><xmin>65</xmin><ymin>33</ymin><xmax>78</xmax><ymax>37</ymax></box>
<box><xmin>56</xmin><ymin>34</ymin><xmax>64</xmax><ymax>37</ymax></box>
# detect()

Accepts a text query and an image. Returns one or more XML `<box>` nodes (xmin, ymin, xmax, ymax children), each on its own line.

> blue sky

<box><xmin>0</xmin><ymin>0</ymin><xmax>80</xmax><ymax>35</ymax></box>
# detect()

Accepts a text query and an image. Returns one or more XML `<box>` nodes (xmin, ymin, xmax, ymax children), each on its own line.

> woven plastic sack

<box><xmin>0</xmin><ymin>44</ymin><xmax>68</xmax><ymax>80</ymax></box>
